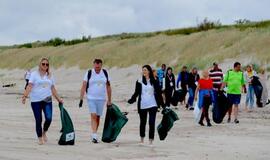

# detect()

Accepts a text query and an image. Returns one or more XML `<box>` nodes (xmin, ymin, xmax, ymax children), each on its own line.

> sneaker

<box><xmin>234</xmin><ymin>119</ymin><xmax>239</xmax><ymax>124</ymax></box>
<box><xmin>185</xmin><ymin>104</ymin><xmax>189</xmax><ymax>109</ymax></box>
<box><xmin>92</xmin><ymin>138</ymin><xmax>99</xmax><ymax>143</ymax></box>
<box><xmin>189</xmin><ymin>107</ymin><xmax>194</xmax><ymax>110</ymax></box>
<box><xmin>227</xmin><ymin>117</ymin><xmax>231</xmax><ymax>123</ymax></box>
<box><xmin>207</xmin><ymin>122</ymin><xmax>212</xmax><ymax>127</ymax></box>
<box><xmin>198</xmin><ymin>121</ymin><xmax>205</xmax><ymax>126</ymax></box>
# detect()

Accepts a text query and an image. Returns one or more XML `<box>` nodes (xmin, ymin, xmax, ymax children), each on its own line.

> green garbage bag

<box><xmin>157</xmin><ymin>108</ymin><xmax>179</xmax><ymax>140</ymax></box>
<box><xmin>102</xmin><ymin>103</ymin><xmax>128</xmax><ymax>143</ymax></box>
<box><xmin>58</xmin><ymin>103</ymin><xmax>75</xmax><ymax>145</ymax></box>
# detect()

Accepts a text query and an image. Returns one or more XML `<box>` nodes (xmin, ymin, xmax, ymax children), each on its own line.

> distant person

<box><xmin>187</xmin><ymin>67</ymin><xmax>200</xmax><ymax>110</ymax></box>
<box><xmin>221</xmin><ymin>62</ymin><xmax>246</xmax><ymax>124</ymax></box>
<box><xmin>209</xmin><ymin>62</ymin><xmax>223</xmax><ymax>100</ymax></box>
<box><xmin>22</xmin><ymin>57</ymin><xmax>63</xmax><ymax>145</ymax></box>
<box><xmin>157</xmin><ymin>64</ymin><xmax>166</xmax><ymax>88</ymax></box>
<box><xmin>176</xmin><ymin>66</ymin><xmax>189</xmax><ymax>107</ymax></box>
<box><xmin>257</xmin><ymin>68</ymin><xmax>270</xmax><ymax>107</ymax></box>
<box><xmin>24</xmin><ymin>69</ymin><xmax>31</xmax><ymax>90</ymax></box>
<box><xmin>128</xmin><ymin>65</ymin><xmax>165</xmax><ymax>145</ymax></box>
<box><xmin>244</xmin><ymin>65</ymin><xmax>257</xmax><ymax>112</ymax></box>
<box><xmin>163</xmin><ymin>67</ymin><xmax>176</xmax><ymax>107</ymax></box>
<box><xmin>195</xmin><ymin>70</ymin><xmax>214</xmax><ymax>127</ymax></box>
<box><xmin>79</xmin><ymin>59</ymin><xmax>112</xmax><ymax>143</ymax></box>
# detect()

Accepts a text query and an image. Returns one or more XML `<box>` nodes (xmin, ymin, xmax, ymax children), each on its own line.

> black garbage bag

<box><xmin>102</xmin><ymin>103</ymin><xmax>128</xmax><ymax>143</ymax></box>
<box><xmin>157</xmin><ymin>108</ymin><xmax>179</xmax><ymax>140</ymax></box>
<box><xmin>251</xmin><ymin>76</ymin><xmax>263</xmax><ymax>107</ymax></box>
<box><xmin>58</xmin><ymin>103</ymin><xmax>75</xmax><ymax>145</ymax></box>
<box><xmin>212</xmin><ymin>91</ymin><xmax>231</xmax><ymax>124</ymax></box>
<box><xmin>171</xmin><ymin>89</ymin><xmax>185</xmax><ymax>106</ymax></box>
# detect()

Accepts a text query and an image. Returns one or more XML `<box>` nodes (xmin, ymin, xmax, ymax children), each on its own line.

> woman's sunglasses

<box><xmin>41</xmin><ymin>63</ymin><xmax>49</xmax><ymax>67</ymax></box>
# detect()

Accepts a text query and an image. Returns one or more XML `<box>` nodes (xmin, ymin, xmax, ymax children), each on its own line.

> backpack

<box><xmin>86</xmin><ymin>69</ymin><xmax>109</xmax><ymax>93</ymax></box>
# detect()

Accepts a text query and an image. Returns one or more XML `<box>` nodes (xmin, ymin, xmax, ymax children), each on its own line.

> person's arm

<box><xmin>22</xmin><ymin>83</ymin><xmax>32</xmax><ymax>104</ymax></box>
<box><xmin>52</xmin><ymin>86</ymin><xmax>63</xmax><ymax>103</ymax></box>
<box><xmin>106</xmin><ymin>81</ymin><xmax>112</xmax><ymax>106</ymax></box>
<box><xmin>128</xmin><ymin>81</ymin><xmax>140</xmax><ymax>104</ymax></box>
<box><xmin>194</xmin><ymin>83</ymin><xmax>200</xmax><ymax>101</ymax></box>
<box><xmin>80</xmin><ymin>81</ymin><xmax>87</xmax><ymax>100</ymax></box>
<box><xmin>220</xmin><ymin>71</ymin><xmax>229</xmax><ymax>91</ymax></box>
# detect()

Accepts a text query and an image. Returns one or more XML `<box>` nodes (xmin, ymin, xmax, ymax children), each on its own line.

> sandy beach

<box><xmin>0</xmin><ymin>66</ymin><xmax>270</xmax><ymax>160</ymax></box>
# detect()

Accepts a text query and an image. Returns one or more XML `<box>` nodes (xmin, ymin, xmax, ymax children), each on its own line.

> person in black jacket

<box><xmin>163</xmin><ymin>67</ymin><xmax>176</xmax><ymax>107</ymax></box>
<box><xmin>128</xmin><ymin>65</ymin><xmax>165</xmax><ymax>145</ymax></box>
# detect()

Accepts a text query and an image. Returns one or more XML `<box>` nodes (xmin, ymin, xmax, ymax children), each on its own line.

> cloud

<box><xmin>0</xmin><ymin>0</ymin><xmax>269</xmax><ymax>45</ymax></box>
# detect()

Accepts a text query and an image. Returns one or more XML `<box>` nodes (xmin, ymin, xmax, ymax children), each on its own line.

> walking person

<box><xmin>195</xmin><ymin>70</ymin><xmax>214</xmax><ymax>127</ymax></box>
<box><xmin>24</xmin><ymin>69</ymin><xmax>31</xmax><ymax>90</ymax></box>
<box><xmin>257</xmin><ymin>68</ymin><xmax>270</xmax><ymax>107</ymax></box>
<box><xmin>79</xmin><ymin>59</ymin><xmax>112</xmax><ymax>143</ymax></box>
<box><xmin>221</xmin><ymin>62</ymin><xmax>246</xmax><ymax>124</ymax></box>
<box><xmin>128</xmin><ymin>65</ymin><xmax>165</xmax><ymax>145</ymax></box>
<box><xmin>187</xmin><ymin>67</ymin><xmax>200</xmax><ymax>110</ymax></box>
<box><xmin>22</xmin><ymin>57</ymin><xmax>63</xmax><ymax>145</ymax></box>
<box><xmin>163</xmin><ymin>67</ymin><xmax>176</xmax><ymax>107</ymax></box>
<box><xmin>176</xmin><ymin>66</ymin><xmax>189</xmax><ymax>107</ymax></box>
<box><xmin>244</xmin><ymin>65</ymin><xmax>257</xmax><ymax>112</ymax></box>
<box><xmin>157</xmin><ymin>64</ymin><xmax>166</xmax><ymax>88</ymax></box>
<box><xmin>209</xmin><ymin>62</ymin><xmax>223</xmax><ymax>101</ymax></box>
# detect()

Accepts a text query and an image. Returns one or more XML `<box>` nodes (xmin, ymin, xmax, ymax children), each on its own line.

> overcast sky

<box><xmin>0</xmin><ymin>0</ymin><xmax>269</xmax><ymax>45</ymax></box>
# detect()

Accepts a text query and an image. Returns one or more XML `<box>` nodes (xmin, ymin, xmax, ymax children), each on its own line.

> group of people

<box><xmin>21</xmin><ymin>57</ymin><xmax>269</xmax><ymax>145</ymax></box>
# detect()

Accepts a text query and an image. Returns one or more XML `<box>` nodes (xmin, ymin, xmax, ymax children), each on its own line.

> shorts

<box><xmin>87</xmin><ymin>99</ymin><xmax>106</xmax><ymax>116</ymax></box>
<box><xmin>227</xmin><ymin>94</ymin><xmax>241</xmax><ymax>105</ymax></box>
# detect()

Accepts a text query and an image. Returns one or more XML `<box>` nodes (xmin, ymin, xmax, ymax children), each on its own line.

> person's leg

<box><xmin>165</xmin><ymin>90</ymin><xmax>171</xmax><ymax>107</ymax></box>
<box><xmin>95</xmin><ymin>100</ymin><xmax>106</xmax><ymax>131</ymax></box>
<box><xmin>188</xmin><ymin>88</ymin><xmax>194</xmax><ymax>107</ymax></box>
<box><xmin>227</xmin><ymin>94</ymin><xmax>233</xmax><ymax>123</ymax></box>
<box><xmin>204</xmin><ymin>104</ymin><xmax>211</xmax><ymax>126</ymax></box>
<box><xmin>31</xmin><ymin>102</ymin><xmax>43</xmax><ymax>144</ymax></box>
<box><xmin>233</xmin><ymin>95</ymin><xmax>241</xmax><ymax>123</ymax></box>
<box><xmin>139</xmin><ymin>109</ymin><xmax>147</xmax><ymax>143</ymax></box>
<box><xmin>88</xmin><ymin>100</ymin><xmax>100</xmax><ymax>142</ymax></box>
<box><xmin>148</xmin><ymin>107</ymin><xmax>157</xmax><ymax>144</ymax></box>
<box><xmin>199</xmin><ymin>107</ymin><xmax>205</xmax><ymax>126</ymax></box>
<box><xmin>42</xmin><ymin>102</ymin><xmax>53</xmax><ymax>142</ymax></box>
<box><xmin>249</xmin><ymin>86</ymin><xmax>255</xmax><ymax>110</ymax></box>
<box><xmin>245</xmin><ymin>86</ymin><xmax>251</xmax><ymax>110</ymax></box>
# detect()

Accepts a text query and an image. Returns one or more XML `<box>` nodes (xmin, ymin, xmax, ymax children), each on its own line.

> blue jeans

<box><xmin>188</xmin><ymin>87</ymin><xmax>196</xmax><ymax>107</ymax></box>
<box><xmin>31</xmin><ymin>101</ymin><xmax>53</xmax><ymax>138</ymax></box>
<box><xmin>246</xmin><ymin>85</ymin><xmax>255</xmax><ymax>108</ymax></box>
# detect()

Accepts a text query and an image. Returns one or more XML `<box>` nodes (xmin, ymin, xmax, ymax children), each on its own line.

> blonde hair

<box><xmin>39</xmin><ymin>57</ymin><xmax>51</xmax><ymax>77</ymax></box>
<box><xmin>201</xmin><ymin>70</ymin><xmax>209</xmax><ymax>79</ymax></box>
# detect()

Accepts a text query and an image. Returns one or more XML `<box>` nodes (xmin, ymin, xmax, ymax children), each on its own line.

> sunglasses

<box><xmin>41</xmin><ymin>63</ymin><xmax>49</xmax><ymax>67</ymax></box>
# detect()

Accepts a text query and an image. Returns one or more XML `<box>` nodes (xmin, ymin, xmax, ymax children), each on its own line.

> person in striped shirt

<box><xmin>209</xmin><ymin>62</ymin><xmax>223</xmax><ymax>91</ymax></box>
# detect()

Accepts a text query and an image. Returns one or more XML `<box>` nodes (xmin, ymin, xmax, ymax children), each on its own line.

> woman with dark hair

<box><xmin>128</xmin><ymin>65</ymin><xmax>165</xmax><ymax>145</ymax></box>
<box><xmin>22</xmin><ymin>57</ymin><xmax>63</xmax><ymax>145</ymax></box>
<box><xmin>163</xmin><ymin>67</ymin><xmax>176</xmax><ymax>107</ymax></box>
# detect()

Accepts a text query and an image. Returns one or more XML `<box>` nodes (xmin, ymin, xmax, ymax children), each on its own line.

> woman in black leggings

<box><xmin>128</xmin><ymin>65</ymin><xmax>165</xmax><ymax>145</ymax></box>
<box><xmin>164</xmin><ymin>67</ymin><xmax>176</xmax><ymax>107</ymax></box>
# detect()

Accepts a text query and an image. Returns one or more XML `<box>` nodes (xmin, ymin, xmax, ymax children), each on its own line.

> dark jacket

<box><xmin>128</xmin><ymin>78</ymin><xmax>165</xmax><ymax>113</ymax></box>
<box><xmin>187</xmin><ymin>72</ymin><xmax>200</xmax><ymax>89</ymax></box>
<box><xmin>164</xmin><ymin>74</ymin><xmax>176</xmax><ymax>91</ymax></box>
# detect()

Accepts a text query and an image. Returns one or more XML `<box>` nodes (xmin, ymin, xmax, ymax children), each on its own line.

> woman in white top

<box><xmin>244</xmin><ymin>65</ymin><xmax>257</xmax><ymax>111</ymax></box>
<box><xmin>22</xmin><ymin>57</ymin><xmax>63</xmax><ymax>145</ymax></box>
<box><xmin>128</xmin><ymin>65</ymin><xmax>165</xmax><ymax>145</ymax></box>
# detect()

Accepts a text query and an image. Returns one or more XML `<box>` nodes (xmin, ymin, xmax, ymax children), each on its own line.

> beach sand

<box><xmin>0</xmin><ymin>66</ymin><xmax>270</xmax><ymax>160</ymax></box>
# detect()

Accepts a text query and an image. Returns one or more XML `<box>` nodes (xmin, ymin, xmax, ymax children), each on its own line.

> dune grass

<box><xmin>0</xmin><ymin>21</ymin><xmax>270</xmax><ymax>72</ymax></box>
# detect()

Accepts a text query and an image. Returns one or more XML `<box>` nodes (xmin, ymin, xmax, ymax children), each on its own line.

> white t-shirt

<box><xmin>140</xmin><ymin>80</ymin><xmax>157</xmax><ymax>109</ymax></box>
<box><xmin>83</xmin><ymin>69</ymin><xmax>110</xmax><ymax>100</ymax></box>
<box><xmin>29</xmin><ymin>71</ymin><xmax>55</xmax><ymax>102</ymax></box>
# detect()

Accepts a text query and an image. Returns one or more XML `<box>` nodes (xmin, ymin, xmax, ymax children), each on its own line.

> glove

<box><xmin>79</xmin><ymin>99</ymin><xmax>83</xmax><ymax>108</ymax></box>
<box><xmin>127</xmin><ymin>99</ymin><xmax>133</xmax><ymax>104</ymax></box>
